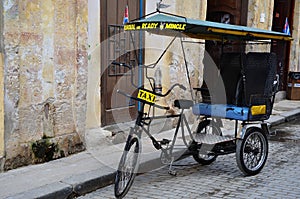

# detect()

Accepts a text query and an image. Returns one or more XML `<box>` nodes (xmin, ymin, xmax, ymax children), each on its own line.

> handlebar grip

<box><xmin>154</xmin><ymin>104</ymin><xmax>170</xmax><ymax>110</ymax></box>
<box><xmin>179</xmin><ymin>84</ymin><xmax>186</xmax><ymax>90</ymax></box>
<box><xmin>117</xmin><ymin>89</ymin><xmax>132</xmax><ymax>99</ymax></box>
<box><xmin>111</xmin><ymin>61</ymin><xmax>131</xmax><ymax>69</ymax></box>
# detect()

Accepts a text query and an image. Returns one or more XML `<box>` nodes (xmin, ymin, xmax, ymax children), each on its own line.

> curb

<box><xmin>6</xmin><ymin>182</ymin><xmax>73</xmax><ymax>199</ymax></box>
<box><xmin>63</xmin><ymin>168</ymin><xmax>115</xmax><ymax>197</ymax></box>
<box><xmin>6</xmin><ymin>170</ymin><xmax>116</xmax><ymax>199</ymax></box>
<box><xmin>268</xmin><ymin>109</ymin><xmax>300</xmax><ymax>127</ymax></box>
<box><xmin>280</xmin><ymin>109</ymin><xmax>300</xmax><ymax>122</ymax></box>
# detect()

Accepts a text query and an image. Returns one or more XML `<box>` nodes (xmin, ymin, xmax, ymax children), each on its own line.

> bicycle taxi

<box><xmin>114</xmin><ymin>11</ymin><xmax>292</xmax><ymax>198</ymax></box>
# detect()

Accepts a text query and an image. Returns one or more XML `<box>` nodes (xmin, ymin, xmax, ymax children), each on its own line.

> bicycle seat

<box><xmin>174</xmin><ymin>99</ymin><xmax>194</xmax><ymax>109</ymax></box>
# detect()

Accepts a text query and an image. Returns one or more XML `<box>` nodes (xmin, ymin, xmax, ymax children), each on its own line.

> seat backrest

<box><xmin>201</xmin><ymin>52</ymin><xmax>276</xmax><ymax>108</ymax></box>
<box><xmin>201</xmin><ymin>51</ymin><xmax>220</xmax><ymax>103</ymax></box>
<box><xmin>219</xmin><ymin>53</ymin><xmax>245</xmax><ymax>105</ymax></box>
<box><xmin>244</xmin><ymin>52</ymin><xmax>277</xmax><ymax>106</ymax></box>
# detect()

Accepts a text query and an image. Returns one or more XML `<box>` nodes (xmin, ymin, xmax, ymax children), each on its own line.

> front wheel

<box><xmin>236</xmin><ymin>127</ymin><xmax>268</xmax><ymax>176</ymax></box>
<box><xmin>114</xmin><ymin>135</ymin><xmax>140</xmax><ymax>199</ymax></box>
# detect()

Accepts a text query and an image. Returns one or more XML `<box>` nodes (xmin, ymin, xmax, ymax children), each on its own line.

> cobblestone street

<box><xmin>79</xmin><ymin>119</ymin><xmax>300</xmax><ymax>199</ymax></box>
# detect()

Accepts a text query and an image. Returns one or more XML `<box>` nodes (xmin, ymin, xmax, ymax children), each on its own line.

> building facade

<box><xmin>0</xmin><ymin>0</ymin><xmax>88</xmax><ymax>170</ymax></box>
<box><xmin>0</xmin><ymin>0</ymin><xmax>299</xmax><ymax>171</ymax></box>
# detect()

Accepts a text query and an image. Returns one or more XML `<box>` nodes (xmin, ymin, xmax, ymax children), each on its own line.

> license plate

<box><xmin>137</xmin><ymin>89</ymin><xmax>156</xmax><ymax>104</ymax></box>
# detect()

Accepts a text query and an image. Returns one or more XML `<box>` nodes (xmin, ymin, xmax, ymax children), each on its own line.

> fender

<box><xmin>237</xmin><ymin>122</ymin><xmax>270</xmax><ymax>139</ymax></box>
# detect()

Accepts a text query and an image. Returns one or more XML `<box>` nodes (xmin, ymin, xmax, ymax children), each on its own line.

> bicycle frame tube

<box><xmin>136</xmin><ymin>105</ymin><xmax>193</xmax><ymax>152</ymax></box>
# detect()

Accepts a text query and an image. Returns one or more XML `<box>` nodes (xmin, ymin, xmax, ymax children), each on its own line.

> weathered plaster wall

<box><xmin>246</xmin><ymin>0</ymin><xmax>274</xmax><ymax>52</ymax></box>
<box><xmin>2</xmin><ymin>0</ymin><xmax>88</xmax><ymax>170</ymax></box>
<box><xmin>246</xmin><ymin>0</ymin><xmax>300</xmax><ymax>71</ymax></box>
<box><xmin>0</xmin><ymin>3</ymin><xmax>4</xmax><ymax>162</ymax></box>
<box><xmin>290</xmin><ymin>0</ymin><xmax>300</xmax><ymax>72</ymax></box>
<box><xmin>144</xmin><ymin>0</ymin><xmax>207</xmax><ymax>111</ymax></box>
<box><xmin>0</xmin><ymin>53</ymin><xmax>4</xmax><ymax>159</ymax></box>
<box><xmin>86</xmin><ymin>0</ymin><xmax>101</xmax><ymax>128</ymax></box>
<box><xmin>173</xmin><ymin>0</ymin><xmax>207</xmax><ymax>89</ymax></box>
<box><xmin>247</xmin><ymin>0</ymin><xmax>274</xmax><ymax>30</ymax></box>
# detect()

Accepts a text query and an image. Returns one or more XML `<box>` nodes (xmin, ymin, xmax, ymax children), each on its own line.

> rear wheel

<box><xmin>114</xmin><ymin>135</ymin><xmax>140</xmax><ymax>198</ymax></box>
<box><xmin>236</xmin><ymin>127</ymin><xmax>268</xmax><ymax>176</ymax></box>
<box><xmin>192</xmin><ymin>120</ymin><xmax>222</xmax><ymax>165</ymax></box>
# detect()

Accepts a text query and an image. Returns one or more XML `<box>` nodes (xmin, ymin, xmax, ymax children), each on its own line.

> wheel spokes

<box><xmin>243</xmin><ymin>133</ymin><xmax>265</xmax><ymax>170</ymax></box>
<box><xmin>115</xmin><ymin>138</ymin><xmax>140</xmax><ymax>197</ymax></box>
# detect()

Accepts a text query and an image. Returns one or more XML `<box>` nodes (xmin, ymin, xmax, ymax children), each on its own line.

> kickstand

<box><xmin>168</xmin><ymin>157</ymin><xmax>177</xmax><ymax>176</ymax></box>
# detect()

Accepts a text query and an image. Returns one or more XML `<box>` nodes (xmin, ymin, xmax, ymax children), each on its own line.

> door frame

<box><xmin>271</xmin><ymin>0</ymin><xmax>295</xmax><ymax>91</ymax></box>
<box><xmin>100</xmin><ymin>0</ymin><xmax>144</xmax><ymax>126</ymax></box>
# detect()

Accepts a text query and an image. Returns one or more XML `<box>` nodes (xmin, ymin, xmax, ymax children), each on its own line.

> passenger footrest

<box><xmin>194</xmin><ymin>134</ymin><xmax>234</xmax><ymax>145</ymax></box>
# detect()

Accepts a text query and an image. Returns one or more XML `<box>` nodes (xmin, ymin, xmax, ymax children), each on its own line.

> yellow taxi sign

<box><xmin>251</xmin><ymin>105</ymin><xmax>266</xmax><ymax>116</ymax></box>
<box><xmin>137</xmin><ymin>89</ymin><xmax>156</xmax><ymax>104</ymax></box>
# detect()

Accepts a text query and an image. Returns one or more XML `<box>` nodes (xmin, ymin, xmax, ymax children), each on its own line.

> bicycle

<box><xmin>112</xmin><ymin>61</ymin><xmax>198</xmax><ymax>199</ymax></box>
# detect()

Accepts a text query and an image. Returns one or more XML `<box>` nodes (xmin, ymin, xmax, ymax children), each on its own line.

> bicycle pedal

<box><xmin>160</xmin><ymin>139</ymin><xmax>171</xmax><ymax>145</ymax></box>
<box><xmin>168</xmin><ymin>170</ymin><xmax>177</xmax><ymax>176</ymax></box>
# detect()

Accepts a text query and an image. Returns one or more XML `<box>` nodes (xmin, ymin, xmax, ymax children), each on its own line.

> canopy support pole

<box><xmin>180</xmin><ymin>37</ymin><xmax>194</xmax><ymax>100</ymax></box>
<box><xmin>138</xmin><ymin>0</ymin><xmax>144</xmax><ymax>111</ymax></box>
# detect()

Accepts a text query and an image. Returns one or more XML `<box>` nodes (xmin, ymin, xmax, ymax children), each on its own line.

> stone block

<box><xmin>20</xmin><ymin>32</ymin><xmax>43</xmax><ymax>46</ymax></box>
<box><xmin>55</xmin><ymin>48</ymin><xmax>76</xmax><ymax>66</ymax></box>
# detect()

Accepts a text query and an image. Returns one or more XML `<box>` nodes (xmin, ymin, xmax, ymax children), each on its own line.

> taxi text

<box><xmin>137</xmin><ymin>89</ymin><xmax>156</xmax><ymax>104</ymax></box>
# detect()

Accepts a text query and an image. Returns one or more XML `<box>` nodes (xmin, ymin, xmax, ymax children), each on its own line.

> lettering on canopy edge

<box><xmin>163</xmin><ymin>23</ymin><xmax>186</xmax><ymax>30</ymax></box>
<box><xmin>124</xmin><ymin>22</ymin><xmax>186</xmax><ymax>31</ymax></box>
<box><xmin>137</xmin><ymin>89</ymin><xmax>156</xmax><ymax>104</ymax></box>
<box><xmin>124</xmin><ymin>24</ymin><xmax>136</xmax><ymax>30</ymax></box>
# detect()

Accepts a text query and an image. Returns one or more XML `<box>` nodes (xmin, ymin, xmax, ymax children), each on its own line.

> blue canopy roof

<box><xmin>124</xmin><ymin>13</ymin><xmax>292</xmax><ymax>41</ymax></box>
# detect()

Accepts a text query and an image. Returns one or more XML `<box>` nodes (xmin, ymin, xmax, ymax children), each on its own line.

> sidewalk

<box><xmin>0</xmin><ymin>100</ymin><xmax>300</xmax><ymax>199</ymax></box>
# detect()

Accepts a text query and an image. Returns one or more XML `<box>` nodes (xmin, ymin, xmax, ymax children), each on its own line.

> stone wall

<box><xmin>246</xmin><ymin>0</ymin><xmax>300</xmax><ymax>72</ymax></box>
<box><xmin>290</xmin><ymin>0</ymin><xmax>300</xmax><ymax>72</ymax></box>
<box><xmin>144</xmin><ymin>0</ymin><xmax>207</xmax><ymax>112</ymax></box>
<box><xmin>246</xmin><ymin>0</ymin><xmax>274</xmax><ymax>53</ymax></box>
<box><xmin>0</xmin><ymin>2</ymin><xmax>4</xmax><ymax>164</ymax></box>
<box><xmin>0</xmin><ymin>53</ymin><xmax>4</xmax><ymax>162</ymax></box>
<box><xmin>1</xmin><ymin>0</ymin><xmax>88</xmax><ymax>171</ymax></box>
<box><xmin>86</xmin><ymin>0</ymin><xmax>101</xmax><ymax>129</ymax></box>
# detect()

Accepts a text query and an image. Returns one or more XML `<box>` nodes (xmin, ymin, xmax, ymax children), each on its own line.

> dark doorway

<box><xmin>207</xmin><ymin>0</ymin><xmax>248</xmax><ymax>25</ymax></box>
<box><xmin>100</xmin><ymin>0</ymin><xmax>143</xmax><ymax>126</ymax></box>
<box><xmin>206</xmin><ymin>0</ymin><xmax>248</xmax><ymax>66</ymax></box>
<box><xmin>271</xmin><ymin>0</ymin><xmax>295</xmax><ymax>91</ymax></box>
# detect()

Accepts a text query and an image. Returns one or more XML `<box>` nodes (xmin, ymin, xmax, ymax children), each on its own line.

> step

<box><xmin>194</xmin><ymin>134</ymin><xmax>235</xmax><ymax>145</ymax></box>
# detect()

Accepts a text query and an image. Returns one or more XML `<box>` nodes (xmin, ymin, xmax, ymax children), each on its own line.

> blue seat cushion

<box><xmin>192</xmin><ymin>103</ymin><xmax>249</xmax><ymax>121</ymax></box>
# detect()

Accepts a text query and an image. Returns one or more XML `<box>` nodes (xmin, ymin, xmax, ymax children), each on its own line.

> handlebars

<box><xmin>156</xmin><ymin>83</ymin><xmax>186</xmax><ymax>97</ymax></box>
<box><xmin>117</xmin><ymin>89</ymin><xmax>171</xmax><ymax>110</ymax></box>
<box><xmin>117</xmin><ymin>83</ymin><xmax>186</xmax><ymax>110</ymax></box>
<box><xmin>112</xmin><ymin>61</ymin><xmax>187</xmax><ymax>110</ymax></box>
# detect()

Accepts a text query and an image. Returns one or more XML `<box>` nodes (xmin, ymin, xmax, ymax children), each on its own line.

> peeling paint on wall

<box><xmin>1</xmin><ymin>0</ymin><xmax>88</xmax><ymax>171</ymax></box>
<box><xmin>0</xmin><ymin>53</ymin><xmax>4</xmax><ymax>159</ymax></box>
<box><xmin>290</xmin><ymin>0</ymin><xmax>300</xmax><ymax>72</ymax></box>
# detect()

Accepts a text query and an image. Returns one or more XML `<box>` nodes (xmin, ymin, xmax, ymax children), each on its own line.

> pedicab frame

<box><xmin>114</xmin><ymin>11</ymin><xmax>292</xmax><ymax>199</ymax></box>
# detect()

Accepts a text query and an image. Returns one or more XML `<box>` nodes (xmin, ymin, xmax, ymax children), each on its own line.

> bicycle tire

<box><xmin>192</xmin><ymin>120</ymin><xmax>222</xmax><ymax>165</ymax></box>
<box><xmin>114</xmin><ymin>136</ymin><xmax>140</xmax><ymax>198</ymax></box>
<box><xmin>236</xmin><ymin>127</ymin><xmax>268</xmax><ymax>176</ymax></box>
